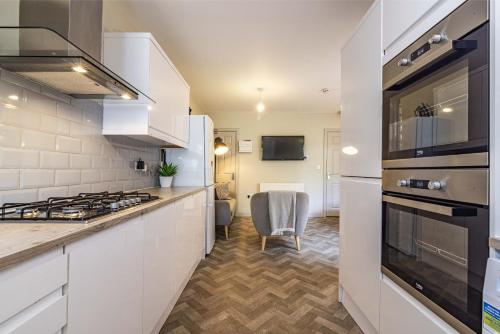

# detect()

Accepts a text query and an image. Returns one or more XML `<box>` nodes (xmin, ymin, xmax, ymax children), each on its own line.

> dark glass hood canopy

<box><xmin>0</xmin><ymin>0</ymin><xmax>141</xmax><ymax>100</ymax></box>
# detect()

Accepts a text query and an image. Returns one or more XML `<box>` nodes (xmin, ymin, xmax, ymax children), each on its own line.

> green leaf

<box><xmin>158</xmin><ymin>162</ymin><xmax>178</xmax><ymax>176</ymax></box>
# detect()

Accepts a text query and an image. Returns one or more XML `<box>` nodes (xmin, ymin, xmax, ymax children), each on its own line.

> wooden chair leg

<box><xmin>224</xmin><ymin>226</ymin><xmax>229</xmax><ymax>240</ymax></box>
<box><xmin>261</xmin><ymin>236</ymin><xmax>267</xmax><ymax>251</ymax></box>
<box><xmin>295</xmin><ymin>236</ymin><xmax>301</xmax><ymax>251</ymax></box>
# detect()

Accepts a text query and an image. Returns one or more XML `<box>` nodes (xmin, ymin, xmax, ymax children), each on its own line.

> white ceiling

<box><xmin>103</xmin><ymin>0</ymin><xmax>373</xmax><ymax>113</ymax></box>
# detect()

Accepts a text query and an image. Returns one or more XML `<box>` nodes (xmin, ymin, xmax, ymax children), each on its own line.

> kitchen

<box><xmin>0</xmin><ymin>0</ymin><xmax>499</xmax><ymax>334</ymax></box>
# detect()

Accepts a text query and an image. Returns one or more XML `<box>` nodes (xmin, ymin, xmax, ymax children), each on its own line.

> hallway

<box><xmin>161</xmin><ymin>217</ymin><xmax>361</xmax><ymax>334</ymax></box>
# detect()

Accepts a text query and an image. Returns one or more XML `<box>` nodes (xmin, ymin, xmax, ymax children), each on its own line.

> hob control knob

<box><xmin>398</xmin><ymin>58</ymin><xmax>411</xmax><ymax>67</ymax></box>
<box><xmin>428</xmin><ymin>34</ymin><xmax>444</xmax><ymax>44</ymax></box>
<box><xmin>428</xmin><ymin>180</ymin><xmax>443</xmax><ymax>190</ymax></box>
<box><xmin>397</xmin><ymin>179</ymin><xmax>409</xmax><ymax>187</ymax></box>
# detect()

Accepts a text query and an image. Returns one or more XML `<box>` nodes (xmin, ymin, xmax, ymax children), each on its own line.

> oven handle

<box><xmin>382</xmin><ymin>195</ymin><xmax>477</xmax><ymax>217</ymax></box>
<box><xmin>383</xmin><ymin>39</ymin><xmax>478</xmax><ymax>90</ymax></box>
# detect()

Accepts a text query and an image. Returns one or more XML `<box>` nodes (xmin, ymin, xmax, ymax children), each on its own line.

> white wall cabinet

<box><xmin>103</xmin><ymin>32</ymin><xmax>190</xmax><ymax>148</ymax></box>
<box><xmin>0</xmin><ymin>249</ymin><xmax>67</xmax><ymax>334</ymax></box>
<box><xmin>339</xmin><ymin>177</ymin><xmax>381</xmax><ymax>333</ymax></box>
<box><xmin>66</xmin><ymin>216</ymin><xmax>144</xmax><ymax>334</ymax></box>
<box><xmin>380</xmin><ymin>277</ymin><xmax>458</xmax><ymax>334</ymax></box>
<box><xmin>382</xmin><ymin>0</ymin><xmax>466</xmax><ymax>63</ymax></box>
<box><xmin>340</xmin><ymin>0</ymin><xmax>382</xmax><ymax>178</ymax></box>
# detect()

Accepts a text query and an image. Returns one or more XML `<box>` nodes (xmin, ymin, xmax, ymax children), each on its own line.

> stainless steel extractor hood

<box><xmin>0</xmin><ymin>0</ymin><xmax>140</xmax><ymax>100</ymax></box>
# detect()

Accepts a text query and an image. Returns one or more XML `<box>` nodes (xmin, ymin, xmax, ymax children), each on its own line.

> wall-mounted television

<box><xmin>262</xmin><ymin>136</ymin><xmax>305</xmax><ymax>161</ymax></box>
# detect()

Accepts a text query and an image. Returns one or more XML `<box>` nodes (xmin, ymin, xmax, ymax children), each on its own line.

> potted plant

<box><xmin>158</xmin><ymin>162</ymin><xmax>178</xmax><ymax>188</ymax></box>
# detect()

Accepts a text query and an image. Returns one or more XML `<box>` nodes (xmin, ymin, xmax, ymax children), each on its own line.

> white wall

<box><xmin>207</xmin><ymin>111</ymin><xmax>340</xmax><ymax>217</ymax></box>
<box><xmin>0</xmin><ymin>71</ymin><xmax>160</xmax><ymax>205</ymax></box>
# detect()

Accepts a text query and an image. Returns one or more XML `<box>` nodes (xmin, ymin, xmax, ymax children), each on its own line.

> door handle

<box><xmin>383</xmin><ymin>195</ymin><xmax>477</xmax><ymax>217</ymax></box>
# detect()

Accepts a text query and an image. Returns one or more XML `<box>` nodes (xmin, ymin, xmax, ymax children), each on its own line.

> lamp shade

<box><xmin>214</xmin><ymin>137</ymin><xmax>229</xmax><ymax>155</ymax></box>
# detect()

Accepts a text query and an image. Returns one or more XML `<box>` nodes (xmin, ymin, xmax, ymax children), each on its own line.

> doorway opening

<box><xmin>324</xmin><ymin>129</ymin><xmax>341</xmax><ymax>217</ymax></box>
<box><xmin>214</xmin><ymin>129</ymin><xmax>239</xmax><ymax>205</ymax></box>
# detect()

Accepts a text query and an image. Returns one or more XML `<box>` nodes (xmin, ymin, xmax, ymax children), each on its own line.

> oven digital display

<box><xmin>410</xmin><ymin>42</ymin><xmax>431</xmax><ymax>61</ymax></box>
<box><xmin>410</xmin><ymin>179</ymin><xmax>429</xmax><ymax>189</ymax></box>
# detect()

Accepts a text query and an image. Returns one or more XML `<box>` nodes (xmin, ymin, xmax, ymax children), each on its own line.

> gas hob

<box><xmin>0</xmin><ymin>191</ymin><xmax>159</xmax><ymax>223</ymax></box>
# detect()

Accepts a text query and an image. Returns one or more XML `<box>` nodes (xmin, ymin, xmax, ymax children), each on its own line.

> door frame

<box><xmin>214</xmin><ymin>128</ymin><xmax>240</xmax><ymax>210</ymax></box>
<box><xmin>323</xmin><ymin>128</ymin><xmax>341</xmax><ymax>217</ymax></box>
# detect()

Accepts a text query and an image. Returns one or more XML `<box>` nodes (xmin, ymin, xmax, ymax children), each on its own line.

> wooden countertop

<box><xmin>0</xmin><ymin>187</ymin><xmax>205</xmax><ymax>271</ymax></box>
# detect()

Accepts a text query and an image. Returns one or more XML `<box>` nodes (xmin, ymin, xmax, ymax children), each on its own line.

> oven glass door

<box><xmin>382</xmin><ymin>194</ymin><xmax>488</xmax><ymax>332</ymax></box>
<box><xmin>383</xmin><ymin>23</ymin><xmax>489</xmax><ymax>161</ymax></box>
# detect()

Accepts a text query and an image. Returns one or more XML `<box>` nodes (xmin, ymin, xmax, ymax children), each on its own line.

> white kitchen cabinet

<box><xmin>66</xmin><ymin>217</ymin><xmax>144</xmax><ymax>334</ymax></box>
<box><xmin>0</xmin><ymin>249</ymin><xmax>67</xmax><ymax>334</ymax></box>
<box><xmin>339</xmin><ymin>177</ymin><xmax>381</xmax><ymax>333</ymax></box>
<box><xmin>142</xmin><ymin>203</ymin><xmax>177</xmax><ymax>334</ymax></box>
<box><xmin>380</xmin><ymin>276</ymin><xmax>458</xmax><ymax>334</ymax></box>
<box><xmin>102</xmin><ymin>32</ymin><xmax>190</xmax><ymax>147</ymax></box>
<box><xmin>382</xmin><ymin>0</ymin><xmax>467</xmax><ymax>63</ymax></box>
<box><xmin>340</xmin><ymin>0</ymin><xmax>382</xmax><ymax>178</ymax></box>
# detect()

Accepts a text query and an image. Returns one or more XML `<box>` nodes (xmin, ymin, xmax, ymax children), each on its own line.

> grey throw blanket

<box><xmin>268</xmin><ymin>191</ymin><xmax>296</xmax><ymax>236</ymax></box>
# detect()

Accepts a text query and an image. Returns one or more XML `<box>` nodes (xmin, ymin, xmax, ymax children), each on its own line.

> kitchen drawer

<box><xmin>0</xmin><ymin>292</ymin><xmax>67</xmax><ymax>334</ymax></box>
<box><xmin>0</xmin><ymin>249</ymin><xmax>67</xmax><ymax>323</ymax></box>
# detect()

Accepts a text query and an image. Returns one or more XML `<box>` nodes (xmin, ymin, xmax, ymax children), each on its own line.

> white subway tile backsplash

<box><xmin>0</xmin><ymin>124</ymin><xmax>22</xmax><ymax>148</ymax></box>
<box><xmin>92</xmin><ymin>156</ymin><xmax>109</xmax><ymax>169</ymax></box>
<box><xmin>55</xmin><ymin>170</ymin><xmax>81</xmax><ymax>186</ymax></box>
<box><xmin>0</xmin><ymin>76</ymin><xmax>160</xmax><ymax>204</ymax></box>
<box><xmin>0</xmin><ymin>148</ymin><xmax>39</xmax><ymax>168</ymax></box>
<box><xmin>56</xmin><ymin>136</ymin><xmax>81</xmax><ymax>153</ymax></box>
<box><xmin>57</xmin><ymin>103</ymin><xmax>82</xmax><ymax>123</ymax></box>
<box><xmin>101</xmin><ymin>170</ymin><xmax>116</xmax><ymax>182</ymax></box>
<box><xmin>81</xmin><ymin>140</ymin><xmax>101</xmax><ymax>155</ymax></box>
<box><xmin>69</xmin><ymin>154</ymin><xmax>92</xmax><ymax>169</ymax></box>
<box><xmin>20</xmin><ymin>169</ymin><xmax>55</xmax><ymax>189</ymax></box>
<box><xmin>40</xmin><ymin>114</ymin><xmax>70</xmax><ymax>135</ymax></box>
<box><xmin>40</xmin><ymin>151</ymin><xmax>69</xmax><ymax>169</ymax></box>
<box><xmin>23</xmin><ymin>90</ymin><xmax>57</xmax><ymax>115</ymax></box>
<box><xmin>38</xmin><ymin>186</ymin><xmax>69</xmax><ymax>200</ymax></box>
<box><xmin>81</xmin><ymin>169</ymin><xmax>100</xmax><ymax>184</ymax></box>
<box><xmin>0</xmin><ymin>169</ymin><xmax>19</xmax><ymax>190</ymax></box>
<box><xmin>0</xmin><ymin>189</ymin><xmax>38</xmax><ymax>204</ymax></box>
<box><xmin>21</xmin><ymin>130</ymin><xmax>56</xmax><ymax>150</ymax></box>
<box><xmin>68</xmin><ymin>184</ymin><xmax>92</xmax><ymax>197</ymax></box>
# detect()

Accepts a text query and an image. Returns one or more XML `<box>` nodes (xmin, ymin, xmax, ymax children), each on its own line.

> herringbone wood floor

<box><xmin>160</xmin><ymin>217</ymin><xmax>362</xmax><ymax>334</ymax></box>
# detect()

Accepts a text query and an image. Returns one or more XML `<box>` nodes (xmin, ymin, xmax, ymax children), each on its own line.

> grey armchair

<box><xmin>250</xmin><ymin>192</ymin><xmax>309</xmax><ymax>251</ymax></box>
<box><xmin>215</xmin><ymin>198</ymin><xmax>236</xmax><ymax>239</ymax></box>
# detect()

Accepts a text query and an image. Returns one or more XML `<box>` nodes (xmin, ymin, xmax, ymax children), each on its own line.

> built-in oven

<box><xmin>382</xmin><ymin>0</ymin><xmax>489</xmax><ymax>169</ymax></box>
<box><xmin>382</xmin><ymin>168</ymin><xmax>489</xmax><ymax>334</ymax></box>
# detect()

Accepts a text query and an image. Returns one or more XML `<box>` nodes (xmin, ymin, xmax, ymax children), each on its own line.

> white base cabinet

<box><xmin>103</xmin><ymin>32</ymin><xmax>190</xmax><ymax>147</ymax></box>
<box><xmin>0</xmin><ymin>249</ymin><xmax>67</xmax><ymax>334</ymax></box>
<box><xmin>339</xmin><ymin>177</ymin><xmax>382</xmax><ymax>332</ymax></box>
<box><xmin>66</xmin><ymin>217</ymin><xmax>144</xmax><ymax>334</ymax></box>
<box><xmin>65</xmin><ymin>191</ymin><xmax>205</xmax><ymax>334</ymax></box>
<box><xmin>380</xmin><ymin>276</ymin><xmax>458</xmax><ymax>334</ymax></box>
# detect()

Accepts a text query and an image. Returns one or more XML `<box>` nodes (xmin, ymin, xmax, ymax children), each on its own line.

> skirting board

<box><xmin>340</xmin><ymin>285</ymin><xmax>379</xmax><ymax>334</ymax></box>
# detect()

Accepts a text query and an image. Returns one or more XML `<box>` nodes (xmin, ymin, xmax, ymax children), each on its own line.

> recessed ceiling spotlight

<box><xmin>8</xmin><ymin>94</ymin><xmax>19</xmax><ymax>101</ymax></box>
<box><xmin>256</xmin><ymin>88</ymin><xmax>265</xmax><ymax>113</ymax></box>
<box><xmin>442</xmin><ymin>107</ymin><xmax>453</xmax><ymax>113</ymax></box>
<box><xmin>121</xmin><ymin>93</ymin><xmax>131</xmax><ymax>100</ymax></box>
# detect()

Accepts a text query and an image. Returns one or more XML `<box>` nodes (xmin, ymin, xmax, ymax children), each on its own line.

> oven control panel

<box><xmin>396</xmin><ymin>179</ymin><xmax>444</xmax><ymax>190</ymax></box>
<box><xmin>384</xmin><ymin>169</ymin><xmax>488</xmax><ymax>206</ymax></box>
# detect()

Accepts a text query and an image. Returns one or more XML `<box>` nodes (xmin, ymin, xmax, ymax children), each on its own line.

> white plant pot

<box><xmin>159</xmin><ymin>176</ymin><xmax>173</xmax><ymax>188</ymax></box>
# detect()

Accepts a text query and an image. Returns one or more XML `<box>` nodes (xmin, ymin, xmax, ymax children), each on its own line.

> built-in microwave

<box><xmin>382</xmin><ymin>0</ymin><xmax>489</xmax><ymax>169</ymax></box>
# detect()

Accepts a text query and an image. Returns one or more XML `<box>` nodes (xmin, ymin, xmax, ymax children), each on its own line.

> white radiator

<box><xmin>259</xmin><ymin>183</ymin><xmax>304</xmax><ymax>192</ymax></box>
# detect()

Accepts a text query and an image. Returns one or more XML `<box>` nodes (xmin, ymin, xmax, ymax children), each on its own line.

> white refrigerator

<box><xmin>165</xmin><ymin>115</ymin><xmax>215</xmax><ymax>255</ymax></box>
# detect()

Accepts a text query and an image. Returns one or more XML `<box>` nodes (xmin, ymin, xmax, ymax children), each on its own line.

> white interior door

<box><xmin>326</xmin><ymin>131</ymin><xmax>341</xmax><ymax>216</ymax></box>
<box><xmin>215</xmin><ymin>130</ymin><xmax>237</xmax><ymax>195</ymax></box>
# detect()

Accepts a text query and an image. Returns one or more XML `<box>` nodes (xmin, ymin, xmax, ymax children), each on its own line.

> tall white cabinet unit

<box><xmin>339</xmin><ymin>1</ymin><xmax>382</xmax><ymax>334</ymax></box>
<box><xmin>340</xmin><ymin>0</ymin><xmax>382</xmax><ymax>179</ymax></box>
<box><xmin>102</xmin><ymin>33</ymin><xmax>190</xmax><ymax>147</ymax></box>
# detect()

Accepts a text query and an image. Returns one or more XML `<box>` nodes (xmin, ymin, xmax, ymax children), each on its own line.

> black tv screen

<box><xmin>262</xmin><ymin>136</ymin><xmax>305</xmax><ymax>161</ymax></box>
